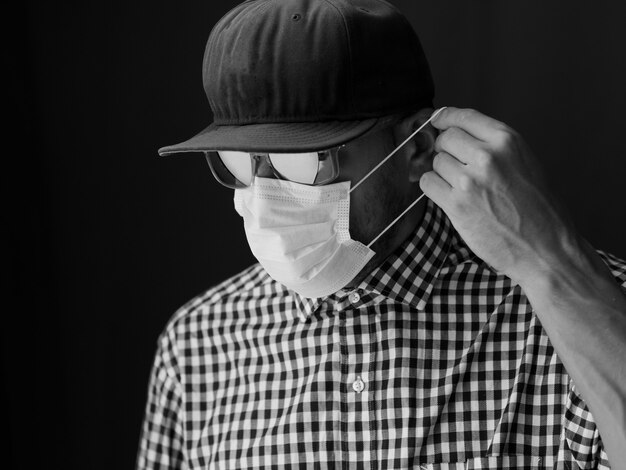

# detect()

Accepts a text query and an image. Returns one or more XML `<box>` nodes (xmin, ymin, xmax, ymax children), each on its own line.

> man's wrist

<box><xmin>516</xmin><ymin>231</ymin><xmax>612</xmax><ymax>299</ymax></box>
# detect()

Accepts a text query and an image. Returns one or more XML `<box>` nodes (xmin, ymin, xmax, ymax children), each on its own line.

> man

<box><xmin>137</xmin><ymin>0</ymin><xmax>626</xmax><ymax>468</ymax></box>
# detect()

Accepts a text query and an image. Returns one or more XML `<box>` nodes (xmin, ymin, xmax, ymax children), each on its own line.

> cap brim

<box><xmin>158</xmin><ymin>118</ymin><xmax>384</xmax><ymax>156</ymax></box>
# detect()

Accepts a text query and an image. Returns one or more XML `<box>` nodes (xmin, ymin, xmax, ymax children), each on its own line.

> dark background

<box><xmin>6</xmin><ymin>1</ymin><xmax>625</xmax><ymax>468</ymax></box>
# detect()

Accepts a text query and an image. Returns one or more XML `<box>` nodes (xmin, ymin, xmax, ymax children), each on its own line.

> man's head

<box><xmin>159</xmin><ymin>0</ymin><xmax>438</xmax><ymax>290</ymax></box>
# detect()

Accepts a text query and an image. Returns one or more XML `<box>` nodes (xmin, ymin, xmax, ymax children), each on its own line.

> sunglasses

<box><xmin>204</xmin><ymin>147</ymin><xmax>342</xmax><ymax>189</ymax></box>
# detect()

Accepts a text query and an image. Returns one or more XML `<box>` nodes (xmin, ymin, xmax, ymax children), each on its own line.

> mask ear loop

<box><xmin>345</xmin><ymin>107</ymin><xmax>447</xmax><ymax>248</ymax></box>
<box><xmin>349</xmin><ymin>107</ymin><xmax>446</xmax><ymax>193</ymax></box>
<box><xmin>366</xmin><ymin>193</ymin><xmax>427</xmax><ymax>248</ymax></box>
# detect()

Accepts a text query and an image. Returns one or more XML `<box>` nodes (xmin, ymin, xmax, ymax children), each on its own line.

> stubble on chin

<box><xmin>346</xmin><ymin>175</ymin><xmax>413</xmax><ymax>287</ymax></box>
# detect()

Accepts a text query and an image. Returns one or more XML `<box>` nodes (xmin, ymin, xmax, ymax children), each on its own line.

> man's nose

<box><xmin>256</xmin><ymin>156</ymin><xmax>275</xmax><ymax>178</ymax></box>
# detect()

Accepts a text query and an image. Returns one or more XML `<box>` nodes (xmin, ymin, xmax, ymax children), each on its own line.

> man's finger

<box><xmin>434</xmin><ymin>127</ymin><xmax>482</xmax><ymax>164</ymax></box>
<box><xmin>432</xmin><ymin>152</ymin><xmax>466</xmax><ymax>188</ymax></box>
<box><xmin>431</xmin><ymin>107</ymin><xmax>506</xmax><ymax>142</ymax></box>
<box><xmin>419</xmin><ymin>170</ymin><xmax>452</xmax><ymax>208</ymax></box>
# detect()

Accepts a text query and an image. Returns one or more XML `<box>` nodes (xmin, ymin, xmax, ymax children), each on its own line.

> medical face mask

<box><xmin>233</xmin><ymin>108</ymin><xmax>445</xmax><ymax>298</ymax></box>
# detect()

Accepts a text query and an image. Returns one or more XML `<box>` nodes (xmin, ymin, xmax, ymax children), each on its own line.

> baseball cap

<box><xmin>158</xmin><ymin>0</ymin><xmax>434</xmax><ymax>156</ymax></box>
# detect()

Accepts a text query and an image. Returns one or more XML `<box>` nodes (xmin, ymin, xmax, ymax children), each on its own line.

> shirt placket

<box><xmin>336</xmin><ymin>289</ymin><xmax>377</xmax><ymax>470</ymax></box>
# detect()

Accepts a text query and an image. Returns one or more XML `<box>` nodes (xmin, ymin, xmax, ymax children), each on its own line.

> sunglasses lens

<box><xmin>213</xmin><ymin>151</ymin><xmax>253</xmax><ymax>187</ymax></box>
<box><xmin>312</xmin><ymin>149</ymin><xmax>339</xmax><ymax>185</ymax></box>
<box><xmin>268</xmin><ymin>152</ymin><xmax>319</xmax><ymax>185</ymax></box>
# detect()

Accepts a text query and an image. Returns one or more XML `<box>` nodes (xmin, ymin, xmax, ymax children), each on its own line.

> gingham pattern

<box><xmin>137</xmin><ymin>199</ymin><xmax>625</xmax><ymax>469</ymax></box>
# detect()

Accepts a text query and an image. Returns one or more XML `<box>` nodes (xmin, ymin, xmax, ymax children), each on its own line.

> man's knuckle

<box><xmin>457</xmin><ymin>174</ymin><xmax>474</xmax><ymax>192</ymax></box>
<box><xmin>475</xmin><ymin>149</ymin><xmax>494</xmax><ymax>168</ymax></box>
<box><xmin>434</xmin><ymin>133</ymin><xmax>445</xmax><ymax>151</ymax></box>
<box><xmin>458</xmin><ymin>108</ymin><xmax>477</xmax><ymax>123</ymax></box>
<box><xmin>448</xmin><ymin>127</ymin><xmax>461</xmax><ymax>138</ymax></box>
<box><xmin>449</xmin><ymin>194</ymin><xmax>465</xmax><ymax>213</ymax></box>
<box><xmin>436</xmin><ymin>129</ymin><xmax>452</xmax><ymax>149</ymax></box>
<box><xmin>432</xmin><ymin>153</ymin><xmax>442</xmax><ymax>171</ymax></box>
<box><xmin>440</xmin><ymin>127</ymin><xmax>459</xmax><ymax>146</ymax></box>
<box><xmin>495</xmin><ymin>128</ymin><xmax>516</xmax><ymax>148</ymax></box>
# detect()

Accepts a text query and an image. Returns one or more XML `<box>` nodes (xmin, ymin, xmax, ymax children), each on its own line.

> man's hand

<box><xmin>420</xmin><ymin>106</ymin><xmax>576</xmax><ymax>285</ymax></box>
<box><xmin>422</xmin><ymin>107</ymin><xmax>626</xmax><ymax>467</ymax></box>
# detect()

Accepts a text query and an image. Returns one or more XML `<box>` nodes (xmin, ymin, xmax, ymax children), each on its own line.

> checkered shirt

<box><xmin>137</xmin><ymin>198</ymin><xmax>626</xmax><ymax>469</ymax></box>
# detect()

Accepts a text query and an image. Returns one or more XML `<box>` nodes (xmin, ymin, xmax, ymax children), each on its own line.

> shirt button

<box><xmin>352</xmin><ymin>376</ymin><xmax>365</xmax><ymax>393</ymax></box>
<box><xmin>349</xmin><ymin>291</ymin><xmax>361</xmax><ymax>304</ymax></box>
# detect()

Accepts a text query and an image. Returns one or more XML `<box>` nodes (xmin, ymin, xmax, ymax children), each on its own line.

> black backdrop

<box><xmin>6</xmin><ymin>1</ymin><xmax>626</xmax><ymax>468</ymax></box>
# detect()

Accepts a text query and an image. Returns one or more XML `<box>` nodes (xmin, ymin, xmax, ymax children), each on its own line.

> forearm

<box><xmin>519</xmin><ymin>236</ymin><xmax>626</xmax><ymax>468</ymax></box>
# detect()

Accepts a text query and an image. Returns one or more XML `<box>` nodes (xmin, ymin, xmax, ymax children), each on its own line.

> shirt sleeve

<box><xmin>560</xmin><ymin>377</ymin><xmax>611</xmax><ymax>470</ymax></box>
<box><xmin>136</xmin><ymin>329</ymin><xmax>185</xmax><ymax>470</ymax></box>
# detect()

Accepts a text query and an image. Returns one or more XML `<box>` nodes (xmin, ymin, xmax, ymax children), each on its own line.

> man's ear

<box><xmin>392</xmin><ymin>108</ymin><xmax>437</xmax><ymax>183</ymax></box>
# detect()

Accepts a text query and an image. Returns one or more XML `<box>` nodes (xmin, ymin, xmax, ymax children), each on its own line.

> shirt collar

<box><xmin>293</xmin><ymin>198</ymin><xmax>454</xmax><ymax>322</ymax></box>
